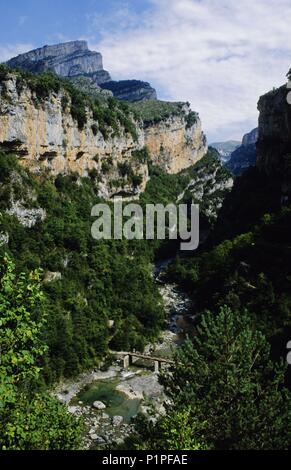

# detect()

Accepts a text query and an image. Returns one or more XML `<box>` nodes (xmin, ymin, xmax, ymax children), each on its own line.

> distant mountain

<box><xmin>210</xmin><ymin>140</ymin><xmax>241</xmax><ymax>162</ymax></box>
<box><xmin>5</xmin><ymin>41</ymin><xmax>157</xmax><ymax>102</ymax></box>
<box><xmin>226</xmin><ymin>128</ymin><xmax>258</xmax><ymax>176</ymax></box>
<box><xmin>100</xmin><ymin>80</ymin><xmax>157</xmax><ymax>102</ymax></box>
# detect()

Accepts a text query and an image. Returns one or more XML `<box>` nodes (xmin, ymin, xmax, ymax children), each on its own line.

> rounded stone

<box><xmin>92</xmin><ymin>401</ymin><xmax>106</xmax><ymax>410</ymax></box>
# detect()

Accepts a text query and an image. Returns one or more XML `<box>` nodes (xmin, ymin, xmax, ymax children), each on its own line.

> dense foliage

<box><xmin>166</xmin><ymin>171</ymin><xmax>291</xmax><ymax>345</ymax></box>
<box><xmin>0</xmin><ymin>257</ymin><xmax>83</xmax><ymax>450</ymax></box>
<box><xmin>132</xmin><ymin>148</ymin><xmax>291</xmax><ymax>450</ymax></box>
<box><xmin>129</xmin><ymin>100</ymin><xmax>187</xmax><ymax>126</ymax></box>
<box><xmin>1</xmin><ymin>62</ymin><xmax>289</xmax><ymax>451</ymax></box>
<box><xmin>0</xmin><ymin>152</ymin><xmax>165</xmax><ymax>383</ymax></box>
<box><xmin>133</xmin><ymin>307</ymin><xmax>291</xmax><ymax>450</ymax></box>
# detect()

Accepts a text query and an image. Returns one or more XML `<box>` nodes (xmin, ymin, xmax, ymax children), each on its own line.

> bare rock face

<box><xmin>5</xmin><ymin>41</ymin><xmax>157</xmax><ymax>102</ymax></box>
<box><xmin>0</xmin><ymin>74</ymin><xmax>148</xmax><ymax>199</ymax></box>
<box><xmin>242</xmin><ymin>128</ymin><xmax>258</xmax><ymax>147</ymax></box>
<box><xmin>6</xmin><ymin>41</ymin><xmax>109</xmax><ymax>79</ymax></box>
<box><xmin>255</xmin><ymin>82</ymin><xmax>291</xmax><ymax>203</ymax></box>
<box><xmin>144</xmin><ymin>105</ymin><xmax>207</xmax><ymax>174</ymax></box>
<box><xmin>210</xmin><ymin>140</ymin><xmax>241</xmax><ymax>163</ymax></box>
<box><xmin>0</xmin><ymin>73</ymin><xmax>207</xmax><ymax>198</ymax></box>
<box><xmin>100</xmin><ymin>80</ymin><xmax>157</xmax><ymax>102</ymax></box>
<box><xmin>226</xmin><ymin>128</ymin><xmax>258</xmax><ymax>176</ymax></box>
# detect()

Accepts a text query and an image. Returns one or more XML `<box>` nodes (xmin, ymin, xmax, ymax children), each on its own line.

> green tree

<box><xmin>0</xmin><ymin>256</ymin><xmax>84</xmax><ymax>450</ymax></box>
<box><xmin>136</xmin><ymin>307</ymin><xmax>291</xmax><ymax>450</ymax></box>
<box><xmin>133</xmin><ymin>407</ymin><xmax>210</xmax><ymax>450</ymax></box>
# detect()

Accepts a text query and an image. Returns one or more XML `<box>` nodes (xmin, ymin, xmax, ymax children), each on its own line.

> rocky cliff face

<box><xmin>6</xmin><ymin>41</ymin><xmax>110</xmax><ymax>80</ymax></box>
<box><xmin>256</xmin><ymin>83</ymin><xmax>291</xmax><ymax>201</ymax></box>
<box><xmin>257</xmin><ymin>85</ymin><xmax>291</xmax><ymax>174</ymax></box>
<box><xmin>0</xmin><ymin>72</ymin><xmax>207</xmax><ymax>198</ymax></box>
<box><xmin>144</xmin><ymin>109</ymin><xmax>207</xmax><ymax>173</ymax></box>
<box><xmin>100</xmin><ymin>80</ymin><xmax>157</xmax><ymax>102</ymax></box>
<box><xmin>6</xmin><ymin>41</ymin><xmax>157</xmax><ymax>102</ymax></box>
<box><xmin>242</xmin><ymin>127</ymin><xmax>258</xmax><ymax>147</ymax></box>
<box><xmin>226</xmin><ymin>128</ymin><xmax>258</xmax><ymax>176</ymax></box>
<box><xmin>0</xmin><ymin>73</ymin><xmax>147</xmax><ymax>198</ymax></box>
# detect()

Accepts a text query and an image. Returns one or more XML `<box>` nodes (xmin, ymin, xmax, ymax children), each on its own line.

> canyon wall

<box><xmin>257</xmin><ymin>84</ymin><xmax>291</xmax><ymax>200</ymax></box>
<box><xmin>144</xmin><ymin>111</ymin><xmax>207</xmax><ymax>174</ymax></box>
<box><xmin>0</xmin><ymin>73</ymin><xmax>207</xmax><ymax>199</ymax></box>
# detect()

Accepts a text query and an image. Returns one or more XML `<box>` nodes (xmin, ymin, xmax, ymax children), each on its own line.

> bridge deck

<box><xmin>113</xmin><ymin>351</ymin><xmax>174</xmax><ymax>365</ymax></box>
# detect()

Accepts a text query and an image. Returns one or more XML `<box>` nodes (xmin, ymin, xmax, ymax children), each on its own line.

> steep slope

<box><xmin>0</xmin><ymin>151</ymin><xmax>166</xmax><ymax>381</ymax></box>
<box><xmin>226</xmin><ymin>128</ymin><xmax>258</xmax><ymax>176</ymax></box>
<box><xmin>100</xmin><ymin>80</ymin><xmax>157</xmax><ymax>102</ymax></box>
<box><xmin>131</xmin><ymin>100</ymin><xmax>207</xmax><ymax>174</ymax></box>
<box><xmin>257</xmin><ymin>84</ymin><xmax>291</xmax><ymax>190</ymax></box>
<box><xmin>6</xmin><ymin>41</ymin><xmax>157</xmax><ymax>103</ymax></box>
<box><xmin>6</xmin><ymin>41</ymin><xmax>110</xmax><ymax>81</ymax></box>
<box><xmin>0</xmin><ymin>67</ymin><xmax>207</xmax><ymax>198</ymax></box>
<box><xmin>166</xmin><ymin>73</ymin><xmax>291</xmax><ymax>351</ymax></box>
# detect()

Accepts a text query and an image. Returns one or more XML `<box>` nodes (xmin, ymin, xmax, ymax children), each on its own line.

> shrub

<box><xmin>118</xmin><ymin>161</ymin><xmax>132</xmax><ymax>177</ymax></box>
<box><xmin>101</xmin><ymin>158</ymin><xmax>113</xmax><ymax>174</ymax></box>
<box><xmin>0</xmin><ymin>64</ymin><xmax>9</xmax><ymax>81</ymax></box>
<box><xmin>132</xmin><ymin>147</ymin><xmax>150</xmax><ymax>164</ymax></box>
<box><xmin>131</xmin><ymin>174</ymin><xmax>143</xmax><ymax>187</ymax></box>
<box><xmin>30</xmin><ymin>72</ymin><xmax>61</xmax><ymax>100</ymax></box>
<box><xmin>0</xmin><ymin>152</ymin><xmax>19</xmax><ymax>182</ymax></box>
<box><xmin>61</xmin><ymin>95</ymin><xmax>70</xmax><ymax>112</ymax></box>
<box><xmin>88</xmin><ymin>168</ymin><xmax>99</xmax><ymax>180</ymax></box>
<box><xmin>186</xmin><ymin>111</ymin><xmax>198</xmax><ymax>129</ymax></box>
<box><xmin>91</xmin><ymin>124</ymin><xmax>98</xmax><ymax>136</ymax></box>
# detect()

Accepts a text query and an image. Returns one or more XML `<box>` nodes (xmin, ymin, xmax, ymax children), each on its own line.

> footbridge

<box><xmin>113</xmin><ymin>351</ymin><xmax>174</xmax><ymax>373</ymax></box>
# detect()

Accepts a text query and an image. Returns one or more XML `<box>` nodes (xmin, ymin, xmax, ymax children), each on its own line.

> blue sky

<box><xmin>1</xmin><ymin>0</ymin><xmax>291</xmax><ymax>141</ymax></box>
<box><xmin>0</xmin><ymin>0</ymin><xmax>148</xmax><ymax>45</ymax></box>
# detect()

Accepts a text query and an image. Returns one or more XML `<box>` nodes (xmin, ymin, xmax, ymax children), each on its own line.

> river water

<box><xmin>54</xmin><ymin>257</ymin><xmax>194</xmax><ymax>448</ymax></box>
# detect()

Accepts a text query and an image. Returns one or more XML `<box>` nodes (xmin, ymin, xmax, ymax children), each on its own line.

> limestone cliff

<box><xmin>0</xmin><ymin>71</ymin><xmax>207</xmax><ymax>198</ymax></box>
<box><xmin>0</xmin><ymin>73</ymin><xmax>147</xmax><ymax>199</ymax></box>
<box><xmin>6</xmin><ymin>41</ymin><xmax>157</xmax><ymax>102</ymax></box>
<box><xmin>6</xmin><ymin>41</ymin><xmax>110</xmax><ymax>80</ymax></box>
<box><xmin>144</xmin><ymin>108</ymin><xmax>207</xmax><ymax>174</ymax></box>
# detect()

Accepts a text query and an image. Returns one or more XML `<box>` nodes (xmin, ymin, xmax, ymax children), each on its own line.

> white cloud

<box><xmin>89</xmin><ymin>0</ymin><xmax>291</xmax><ymax>141</ymax></box>
<box><xmin>0</xmin><ymin>43</ymin><xmax>34</xmax><ymax>62</ymax></box>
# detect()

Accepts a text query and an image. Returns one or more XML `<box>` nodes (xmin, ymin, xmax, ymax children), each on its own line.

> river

<box><xmin>53</xmin><ymin>257</ymin><xmax>193</xmax><ymax>448</ymax></box>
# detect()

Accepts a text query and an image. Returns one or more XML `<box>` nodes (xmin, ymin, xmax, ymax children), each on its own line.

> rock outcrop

<box><xmin>6</xmin><ymin>41</ymin><xmax>157</xmax><ymax>103</ymax></box>
<box><xmin>0</xmin><ymin>73</ymin><xmax>148</xmax><ymax>198</ymax></box>
<box><xmin>177</xmin><ymin>148</ymin><xmax>233</xmax><ymax>223</ymax></box>
<box><xmin>242</xmin><ymin>127</ymin><xmax>258</xmax><ymax>147</ymax></box>
<box><xmin>0</xmin><ymin>72</ymin><xmax>207</xmax><ymax>198</ymax></box>
<box><xmin>256</xmin><ymin>83</ymin><xmax>291</xmax><ymax>201</ymax></box>
<box><xmin>143</xmin><ymin>105</ymin><xmax>207</xmax><ymax>174</ymax></box>
<box><xmin>6</xmin><ymin>41</ymin><xmax>110</xmax><ymax>81</ymax></box>
<box><xmin>226</xmin><ymin>128</ymin><xmax>258</xmax><ymax>176</ymax></box>
<box><xmin>257</xmin><ymin>85</ymin><xmax>291</xmax><ymax>175</ymax></box>
<box><xmin>100</xmin><ymin>80</ymin><xmax>157</xmax><ymax>102</ymax></box>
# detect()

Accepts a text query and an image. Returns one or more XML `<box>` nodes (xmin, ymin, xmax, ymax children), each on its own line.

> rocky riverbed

<box><xmin>53</xmin><ymin>262</ymin><xmax>193</xmax><ymax>449</ymax></box>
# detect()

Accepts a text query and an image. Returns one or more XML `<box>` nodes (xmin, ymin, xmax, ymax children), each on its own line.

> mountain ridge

<box><xmin>5</xmin><ymin>40</ymin><xmax>157</xmax><ymax>102</ymax></box>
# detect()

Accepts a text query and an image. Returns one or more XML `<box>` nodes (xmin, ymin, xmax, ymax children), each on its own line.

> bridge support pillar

<box><xmin>123</xmin><ymin>355</ymin><xmax>130</xmax><ymax>369</ymax></box>
<box><xmin>154</xmin><ymin>360</ymin><xmax>160</xmax><ymax>373</ymax></box>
